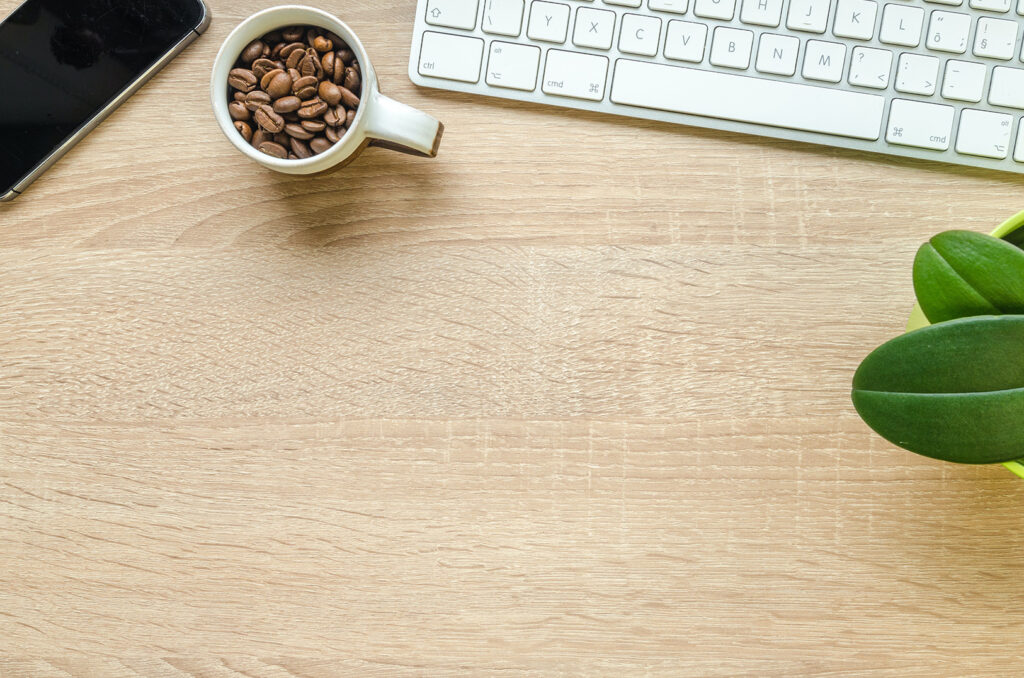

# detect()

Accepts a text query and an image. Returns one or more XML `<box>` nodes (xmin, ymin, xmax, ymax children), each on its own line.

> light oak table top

<box><xmin>3</xmin><ymin>1</ymin><xmax>1024</xmax><ymax>675</ymax></box>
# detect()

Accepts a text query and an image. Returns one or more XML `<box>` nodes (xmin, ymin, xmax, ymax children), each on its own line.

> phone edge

<box><xmin>1</xmin><ymin>0</ymin><xmax>212</xmax><ymax>202</ymax></box>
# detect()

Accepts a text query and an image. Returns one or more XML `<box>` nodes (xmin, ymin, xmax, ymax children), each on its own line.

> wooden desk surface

<box><xmin>3</xmin><ymin>1</ymin><xmax>1024</xmax><ymax>675</ymax></box>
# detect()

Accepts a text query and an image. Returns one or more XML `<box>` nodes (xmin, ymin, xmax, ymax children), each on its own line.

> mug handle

<box><xmin>364</xmin><ymin>91</ymin><xmax>444</xmax><ymax>158</ymax></box>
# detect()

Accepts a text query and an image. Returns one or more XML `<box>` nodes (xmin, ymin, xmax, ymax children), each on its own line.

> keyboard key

<box><xmin>926</xmin><ymin>0</ymin><xmax>963</xmax><ymax>5</ymax></box>
<box><xmin>974</xmin><ymin>17</ymin><xmax>1019</xmax><ymax>59</ymax></box>
<box><xmin>880</xmin><ymin>4</ymin><xmax>924</xmax><ymax>46</ymax></box>
<box><xmin>649</xmin><ymin>0</ymin><xmax>690</xmax><ymax>13</ymax></box>
<box><xmin>619</xmin><ymin>13</ymin><xmax>663</xmax><ymax>55</ymax></box>
<box><xmin>833</xmin><ymin>0</ymin><xmax>878</xmax><ymax>40</ymax></box>
<box><xmin>426</xmin><ymin>0</ymin><xmax>480</xmax><ymax>30</ymax></box>
<box><xmin>542</xmin><ymin>50</ymin><xmax>609</xmax><ymax>100</ymax></box>
<box><xmin>755</xmin><ymin>33</ymin><xmax>800</xmax><ymax>75</ymax></box>
<box><xmin>896</xmin><ymin>53</ymin><xmax>939</xmax><ymax>94</ymax></box>
<box><xmin>528</xmin><ymin>1</ymin><xmax>571</xmax><ymax>42</ymax></box>
<box><xmin>787</xmin><ymin>0</ymin><xmax>831</xmax><ymax>33</ymax></box>
<box><xmin>696</xmin><ymin>0</ymin><xmax>737</xmax><ymax>20</ymax></box>
<box><xmin>664</xmin><ymin>20</ymin><xmax>708</xmax><ymax>61</ymax></box>
<box><xmin>710</xmin><ymin>27</ymin><xmax>754</xmax><ymax>68</ymax></box>
<box><xmin>486</xmin><ymin>41</ymin><xmax>541</xmax><ymax>90</ymax></box>
<box><xmin>886</xmin><ymin>99</ymin><xmax>954</xmax><ymax>150</ymax></box>
<box><xmin>956</xmin><ymin>109</ymin><xmax>1013</xmax><ymax>157</ymax></box>
<box><xmin>1015</xmin><ymin>123</ymin><xmax>1024</xmax><ymax>161</ymax></box>
<box><xmin>942</xmin><ymin>59</ymin><xmax>987</xmax><ymax>101</ymax></box>
<box><xmin>802</xmin><ymin>40</ymin><xmax>846</xmax><ymax>82</ymax></box>
<box><xmin>604</xmin><ymin>0</ymin><xmax>643</xmax><ymax>5</ymax></box>
<box><xmin>849</xmin><ymin>46</ymin><xmax>893</xmax><ymax>88</ymax></box>
<box><xmin>418</xmin><ymin>31</ymin><xmax>485</xmax><ymax>82</ymax></box>
<box><xmin>989</xmin><ymin>66</ymin><xmax>1024</xmax><ymax>108</ymax></box>
<box><xmin>970</xmin><ymin>0</ymin><xmax>1012</xmax><ymax>11</ymax></box>
<box><xmin>483</xmin><ymin>0</ymin><xmax>526</xmax><ymax>36</ymax></box>
<box><xmin>926</xmin><ymin>11</ymin><xmax>971</xmax><ymax>53</ymax></box>
<box><xmin>574</xmin><ymin>7</ymin><xmax>617</xmax><ymax>49</ymax></box>
<box><xmin>610</xmin><ymin>59</ymin><xmax>885</xmax><ymax>139</ymax></box>
<box><xmin>740</xmin><ymin>0</ymin><xmax>785</xmax><ymax>26</ymax></box>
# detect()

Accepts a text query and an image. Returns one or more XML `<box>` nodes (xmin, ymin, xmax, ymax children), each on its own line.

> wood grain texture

<box><xmin>3</xmin><ymin>0</ymin><xmax>1024</xmax><ymax>675</ymax></box>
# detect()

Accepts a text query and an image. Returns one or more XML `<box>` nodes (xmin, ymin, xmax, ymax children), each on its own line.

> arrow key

<box><xmin>895</xmin><ymin>53</ymin><xmax>939</xmax><ymax>96</ymax></box>
<box><xmin>426</xmin><ymin>0</ymin><xmax>480</xmax><ymax>30</ymax></box>
<box><xmin>486</xmin><ymin>41</ymin><xmax>541</xmax><ymax>90</ymax></box>
<box><xmin>956</xmin><ymin>108</ymin><xmax>1013</xmax><ymax>159</ymax></box>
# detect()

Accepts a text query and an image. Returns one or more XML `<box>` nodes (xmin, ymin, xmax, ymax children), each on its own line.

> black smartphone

<box><xmin>0</xmin><ymin>0</ymin><xmax>210</xmax><ymax>201</ymax></box>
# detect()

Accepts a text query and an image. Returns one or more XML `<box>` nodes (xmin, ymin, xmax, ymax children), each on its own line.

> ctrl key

<box><xmin>418</xmin><ymin>31</ymin><xmax>484</xmax><ymax>83</ymax></box>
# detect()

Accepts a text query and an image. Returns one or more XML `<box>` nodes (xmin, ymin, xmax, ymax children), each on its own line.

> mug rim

<box><xmin>210</xmin><ymin>5</ymin><xmax>375</xmax><ymax>172</ymax></box>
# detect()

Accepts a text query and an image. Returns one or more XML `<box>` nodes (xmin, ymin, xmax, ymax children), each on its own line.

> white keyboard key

<box><xmin>649</xmin><ymin>0</ymin><xmax>690</xmax><ymax>12</ymax></box>
<box><xmin>926</xmin><ymin>0</ymin><xmax>963</xmax><ymax>5</ymax></box>
<box><xmin>880</xmin><ymin>4</ymin><xmax>924</xmax><ymax>46</ymax></box>
<box><xmin>926</xmin><ymin>11</ymin><xmax>971</xmax><ymax>53</ymax></box>
<box><xmin>619</xmin><ymin>13</ymin><xmax>663</xmax><ymax>55</ymax></box>
<box><xmin>974</xmin><ymin>17</ymin><xmax>1019</xmax><ymax>59</ymax></box>
<box><xmin>989</xmin><ymin>66</ymin><xmax>1024</xmax><ymax>107</ymax></box>
<box><xmin>833</xmin><ymin>0</ymin><xmax>878</xmax><ymax>40</ymax></box>
<box><xmin>896</xmin><ymin>53</ymin><xmax>939</xmax><ymax>94</ymax></box>
<box><xmin>886</xmin><ymin>99</ymin><xmax>955</xmax><ymax>149</ymax></box>
<box><xmin>696</xmin><ymin>0</ymin><xmax>737</xmax><ymax>20</ymax></box>
<box><xmin>664</xmin><ymin>20</ymin><xmax>709</xmax><ymax>61</ymax></box>
<box><xmin>483</xmin><ymin>0</ymin><xmax>526</xmax><ymax>36</ymax></box>
<box><xmin>1015</xmin><ymin>123</ymin><xmax>1024</xmax><ymax>161</ymax></box>
<box><xmin>956</xmin><ymin>109</ymin><xmax>1013</xmax><ymax>157</ymax></box>
<box><xmin>803</xmin><ymin>40</ymin><xmax>847</xmax><ymax>82</ymax></box>
<box><xmin>741</xmin><ymin>0</ymin><xmax>785</xmax><ymax>26</ymax></box>
<box><xmin>418</xmin><ymin>31</ymin><xmax>485</xmax><ymax>82</ymax></box>
<box><xmin>970</xmin><ymin>0</ymin><xmax>1012</xmax><ymax>12</ymax></box>
<box><xmin>787</xmin><ymin>0</ymin><xmax>831</xmax><ymax>33</ymax></box>
<box><xmin>486</xmin><ymin>41</ymin><xmax>541</xmax><ymax>89</ymax></box>
<box><xmin>710</xmin><ymin>27</ymin><xmax>754</xmax><ymax>68</ymax></box>
<box><xmin>755</xmin><ymin>33</ymin><xmax>800</xmax><ymax>74</ymax></box>
<box><xmin>605</xmin><ymin>0</ymin><xmax>643</xmax><ymax>5</ymax></box>
<box><xmin>542</xmin><ymin>49</ymin><xmax>609</xmax><ymax>99</ymax></box>
<box><xmin>528</xmin><ymin>1</ymin><xmax>571</xmax><ymax>42</ymax></box>
<box><xmin>849</xmin><ymin>46</ymin><xmax>893</xmax><ymax>88</ymax></box>
<box><xmin>1020</xmin><ymin>0</ymin><xmax>1024</xmax><ymax>14</ymax></box>
<box><xmin>611</xmin><ymin>59</ymin><xmax>885</xmax><ymax>139</ymax></box>
<box><xmin>426</xmin><ymin>0</ymin><xmax>480</xmax><ymax>30</ymax></box>
<box><xmin>942</xmin><ymin>59</ymin><xmax>987</xmax><ymax>101</ymax></box>
<box><xmin>574</xmin><ymin>7</ymin><xmax>617</xmax><ymax>49</ymax></box>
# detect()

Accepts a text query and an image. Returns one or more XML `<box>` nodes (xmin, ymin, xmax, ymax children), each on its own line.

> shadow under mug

<box><xmin>905</xmin><ymin>209</ymin><xmax>1024</xmax><ymax>479</ymax></box>
<box><xmin>211</xmin><ymin>5</ymin><xmax>443</xmax><ymax>174</ymax></box>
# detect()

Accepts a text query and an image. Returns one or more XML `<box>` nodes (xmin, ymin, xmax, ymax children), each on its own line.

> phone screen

<box><xmin>0</xmin><ymin>0</ymin><xmax>205</xmax><ymax>196</ymax></box>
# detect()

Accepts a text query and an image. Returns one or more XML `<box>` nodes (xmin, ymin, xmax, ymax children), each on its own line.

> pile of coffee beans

<box><xmin>227</xmin><ymin>26</ymin><xmax>362</xmax><ymax>159</ymax></box>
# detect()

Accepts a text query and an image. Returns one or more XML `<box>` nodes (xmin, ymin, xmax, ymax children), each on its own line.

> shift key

<box><xmin>418</xmin><ymin>32</ymin><xmax>484</xmax><ymax>83</ymax></box>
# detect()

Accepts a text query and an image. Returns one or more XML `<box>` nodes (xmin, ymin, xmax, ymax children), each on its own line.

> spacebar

<box><xmin>610</xmin><ymin>59</ymin><xmax>885</xmax><ymax>141</ymax></box>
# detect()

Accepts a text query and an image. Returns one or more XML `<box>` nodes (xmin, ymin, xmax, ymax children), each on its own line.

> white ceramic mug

<box><xmin>211</xmin><ymin>5</ymin><xmax>443</xmax><ymax>174</ymax></box>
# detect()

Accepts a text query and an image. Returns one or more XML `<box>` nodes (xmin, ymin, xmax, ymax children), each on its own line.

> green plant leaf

<box><xmin>914</xmin><ymin>230</ymin><xmax>1024</xmax><ymax>323</ymax></box>
<box><xmin>852</xmin><ymin>315</ymin><xmax>1024</xmax><ymax>464</ymax></box>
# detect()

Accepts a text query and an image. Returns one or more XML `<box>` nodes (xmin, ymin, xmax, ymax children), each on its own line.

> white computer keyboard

<box><xmin>409</xmin><ymin>0</ymin><xmax>1024</xmax><ymax>174</ymax></box>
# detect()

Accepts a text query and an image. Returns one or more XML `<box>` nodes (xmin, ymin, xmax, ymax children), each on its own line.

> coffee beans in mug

<box><xmin>228</xmin><ymin>26</ymin><xmax>362</xmax><ymax>159</ymax></box>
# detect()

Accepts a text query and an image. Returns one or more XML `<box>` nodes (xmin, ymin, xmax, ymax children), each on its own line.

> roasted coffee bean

<box><xmin>240</xmin><ymin>39</ymin><xmax>266</xmax><ymax>64</ymax></box>
<box><xmin>298</xmin><ymin>99</ymin><xmax>328</xmax><ymax>119</ymax></box>
<box><xmin>306</xmin><ymin>28</ymin><xmax>319</xmax><ymax>45</ymax></box>
<box><xmin>338</xmin><ymin>86</ymin><xmax>360</xmax><ymax>109</ymax></box>
<box><xmin>228</xmin><ymin>68</ymin><xmax>258</xmax><ymax>92</ymax></box>
<box><xmin>301</xmin><ymin>119</ymin><xmax>326</xmax><ymax>133</ymax></box>
<box><xmin>312</xmin><ymin>35</ymin><xmax>333</xmax><ymax>53</ymax></box>
<box><xmin>324</xmin><ymin>126</ymin><xmax>341</xmax><ymax>144</ymax></box>
<box><xmin>290</xmin><ymin>137</ymin><xmax>313</xmax><ymax>159</ymax></box>
<box><xmin>234</xmin><ymin>121</ymin><xmax>253</xmax><ymax>143</ymax></box>
<box><xmin>346</xmin><ymin>109</ymin><xmax>356</xmax><ymax>128</ymax></box>
<box><xmin>344</xmin><ymin>67</ymin><xmax>360</xmax><ymax>93</ymax></box>
<box><xmin>260</xmin><ymin>68</ymin><xmax>284</xmax><ymax>90</ymax></box>
<box><xmin>283</xmin><ymin>112</ymin><xmax>301</xmax><ymax>123</ymax></box>
<box><xmin>310</xmin><ymin>137</ymin><xmax>333</xmax><ymax>155</ymax></box>
<box><xmin>251</xmin><ymin>58</ymin><xmax>277</xmax><ymax>79</ymax></box>
<box><xmin>244</xmin><ymin>90</ymin><xmax>272</xmax><ymax>111</ymax></box>
<box><xmin>251</xmin><ymin>128</ymin><xmax>270</xmax><ymax>147</ymax></box>
<box><xmin>337</xmin><ymin>48</ymin><xmax>355</xmax><ymax>65</ymax></box>
<box><xmin>282</xmin><ymin>26</ymin><xmax>304</xmax><ymax>42</ymax></box>
<box><xmin>299</xmin><ymin>55</ymin><xmax>317</xmax><ymax>78</ymax></box>
<box><xmin>292</xmin><ymin>75</ymin><xmax>318</xmax><ymax>98</ymax></box>
<box><xmin>280</xmin><ymin>41</ymin><xmax>306</xmax><ymax>58</ymax></box>
<box><xmin>323</xmin><ymin>108</ymin><xmax>341</xmax><ymax>127</ymax></box>
<box><xmin>285</xmin><ymin>49</ymin><xmax>304</xmax><ymax>70</ymax></box>
<box><xmin>274</xmin><ymin>132</ymin><xmax>291</xmax><ymax>146</ymax></box>
<box><xmin>273</xmin><ymin>95</ymin><xmax>302</xmax><ymax>113</ymax></box>
<box><xmin>233</xmin><ymin>91</ymin><xmax>247</xmax><ymax>102</ymax></box>
<box><xmin>228</xmin><ymin>101</ymin><xmax>250</xmax><ymax>121</ymax></box>
<box><xmin>321</xmin><ymin>51</ymin><xmax>335</xmax><ymax>79</ymax></box>
<box><xmin>270</xmin><ymin>42</ymin><xmax>285</xmax><ymax>59</ymax></box>
<box><xmin>254</xmin><ymin>104</ymin><xmax>285</xmax><ymax>133</ymax></box>
<box><xmin>318</xmin><ymin>81</ymin><xmax>342</xmax><ymax>106</ymax></box>
<box><xmin>284</xmin><ymin>123</ymin><xmax>314</xmax><ymax>140</ymax></box>
<box><xmin>263</xmin><ymin>30</ymin><xmax>282</xmax><ymax>44</ymax></box>
<box><xmin>266</xmin><ymin>71</ymin><xmax>293</xmax><ymax>99</ymax></box>
<box><xmin>258</xmin><ymin>141</ymin><xmax>289</xmax><ymax>158</ymax></box>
